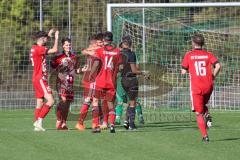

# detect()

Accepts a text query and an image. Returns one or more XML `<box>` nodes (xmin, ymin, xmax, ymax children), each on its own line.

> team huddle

<box><xmin>30</xmin><ymin>29</ymin><xmax>221</xmax><ymax>141</ymax></box>
<box><xmin>30</xmin><ymin>29</ymin><xmax>148</xmax><ymax>133</ymax></box>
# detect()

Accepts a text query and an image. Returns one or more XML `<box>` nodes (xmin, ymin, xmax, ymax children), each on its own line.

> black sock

<box><xmin>129</xmin><ymin>107</ymin><xmax>136</xmax><ymax>128</ymax></box>
<box><xmin>125</xmin><ymin>106</ymin><xmax>131</xmax><ymax>122</ymax></box>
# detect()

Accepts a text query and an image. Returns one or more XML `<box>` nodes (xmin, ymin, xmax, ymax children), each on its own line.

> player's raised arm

<box><xmin>48</xmin><ymin>30</ymin><xmax>59</xmax><ymax>54</ymax></box>
<box><xmin>82</xmin><ymin>47</ymin><xmax>96</xmax><ymax>56</ymax></box>
<box><xmin>48</xmin><ymin>28</ymin><xmax>55</xmax><ymax>38</ymax></box>
<box><xmin>82</xmin><ymin>33</ymin><xmax>104</xmax><ymax>56</ymax></box>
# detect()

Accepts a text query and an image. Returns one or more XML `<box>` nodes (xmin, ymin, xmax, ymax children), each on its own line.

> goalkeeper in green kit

<box><xmin>115</xmin><ymin>39</ymin><xmax>144</xmax><ymax>125</ymax></box>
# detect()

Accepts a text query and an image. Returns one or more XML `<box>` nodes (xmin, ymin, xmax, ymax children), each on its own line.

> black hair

<box><xmin>192</xmin><ymin>33</ymin><xmax>205</xmax><ymax>47</ymax></box>
<box><xmin>121</xmin><ymin>35</ymin><xmax>132</xmax><ymax>47</ymax></box>
<box><xmin>119</xmin><ymin>41</ymin><xmax>131</xmax><ymax>48</ymax></box>
<box><xmin>95</xmin><ymin>32</ymin><xmax>104</xmax><ymax>41</ymax></box>
<box><xmin>103</xmin><ymin>31</ymin><xmax>113</xmax><ymax>42</ymax></box>
<box><xmin>61</xmin><ymin>37</ymin><xmax>71</xmax><ymax>45</ymax></box>
<box><xmin>32</xmin><ymin>31</ymin><xmax>48</xmax><ymax>40</ymax></box>
<box><xmin>121</xmin><ymin>35</ymin><xmax>131</xmax><ymax>42</ymax></box>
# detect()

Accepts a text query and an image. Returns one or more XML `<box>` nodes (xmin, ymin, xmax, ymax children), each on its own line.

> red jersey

<box><xmin>30</xmin><ymin>45</ymin><xmax>48</xmax><ymax>81</ymax></box>
<box><xmin>94</xmin><ymin>45</ymin><xmax>122</xmax><ymax>89</ymax></box>
<box><xmin>82</xmin><ymin>55</ymin><xmax>99</xmax><ymax>87</ymax></box>
<box><xmin>181</xmin><ymin>48</ymin><xmax>218</xmax><ymax>94</ymax></box>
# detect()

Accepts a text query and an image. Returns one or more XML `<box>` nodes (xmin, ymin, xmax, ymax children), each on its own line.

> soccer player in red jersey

<box><xmin>51</xmin><ymin>37</ymin><xmax>78</xmax><ymax>130</ymax></box>
<box><xmin>75</xmin><ymin>33</ymin><xmax>104</xmax><ymax>131</ymax></box>
<box><xmin>181</xmin><ymin>34</ymin><xmax>221</xmax><ymax>142</ymax></box>
<box><xmin>30</xmin><ymin>29</ymin><xmax>59</xmax><ymax>131</ymax></box>
<box><xmin>89</xmin><ymin>31</ymin><xmax>123</xmax><ymax>133</ymax></box>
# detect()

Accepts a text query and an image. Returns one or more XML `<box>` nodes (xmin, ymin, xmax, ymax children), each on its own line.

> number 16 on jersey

<box><xmin>194</xmin><ymin>61</ymin><xmax>206</xmax><ymax>76</ymax></box>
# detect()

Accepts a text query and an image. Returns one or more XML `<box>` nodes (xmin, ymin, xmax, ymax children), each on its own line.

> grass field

<box><xmin>0</xmin><ymin>110</ymin><xmax>240</xmax><ymax>160</ymax></box>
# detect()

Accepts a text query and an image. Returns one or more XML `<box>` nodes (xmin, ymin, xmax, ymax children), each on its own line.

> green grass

<box><xmin>0</xmin><ymin>110</ymin><xmax>240</xmax><ymax>160</ymax></box>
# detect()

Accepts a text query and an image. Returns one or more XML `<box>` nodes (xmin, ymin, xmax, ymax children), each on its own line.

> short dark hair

<box><xmin>61</xmin><ymin>37</ymin><xmax>71</xmax><ymax>45</ymax></box>
<box><xmin>121</xmin><ymin>35</ymin><xmax>131</xmax><ymax>42</ymax></box>
<box><xmin>103</xmin><ymin>31</ymin><xmax>113</xmax><ymax>42</ymax></box>
<box><xmin>32</xmin><ymin>31</ymin><xmax>48</xmax><ymax>40</ymax></box>
<box><xmin>121</xmin><ymin>35</ymin><xmax>132</xmax><ymax>47</ymax></box>
<box><xmin>95</xmin><ymin>32</ymin><xmax>103</xmax><ymax>41</ymax></box>
<box><xmin>192</xmin><ymin>33</ymin><xmax>205</xmax><ymax>46</ymax></box>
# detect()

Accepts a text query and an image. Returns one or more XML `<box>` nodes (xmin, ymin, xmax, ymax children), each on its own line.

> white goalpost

<box><xmin>106</xmin><ymin>2</ymin><xmax>240</xmax><ymax>116</ymax></box>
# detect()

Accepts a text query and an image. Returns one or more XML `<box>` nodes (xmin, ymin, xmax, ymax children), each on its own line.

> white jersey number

<box><xmin>194</xmin><ymin>61</ymin><xmax>206</xmax><ymax>76</ymax></box>
<box><xmin>104</xmin><ymin>56</ymin><xmax>113</xmax><ymax>70</ymax></box>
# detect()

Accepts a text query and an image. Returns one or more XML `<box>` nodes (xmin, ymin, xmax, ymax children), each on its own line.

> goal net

<box><xmin>109</xmin><ymin>3</ymin><xmax>240</xmax><ymax>121</ymax></box>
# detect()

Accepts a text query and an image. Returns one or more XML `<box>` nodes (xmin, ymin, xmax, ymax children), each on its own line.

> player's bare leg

<box><xmin>35</xmin><ymin>93</ymin><xmax>54</xmax><ymax>131</ymax></box>
<box><xmin>33</xmin><ymin>98</ymin><xmax>44</xmax><ymax>131</ymax></box>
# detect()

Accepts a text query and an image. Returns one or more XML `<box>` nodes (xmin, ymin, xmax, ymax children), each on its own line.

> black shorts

<box><xmin>121</xmin><ymin>77</ymin><xmax>138</xmax><ymax>101</ymax></box>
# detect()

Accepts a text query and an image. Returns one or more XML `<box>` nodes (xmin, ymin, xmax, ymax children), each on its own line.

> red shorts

<box><xmin>32</xmin><ymin>79</ymin><xmax>52</xmax><ymax>98</ymax></box>
<box><xmin>94</xmin><ymin>86</ymin><xmax>116</xmax><ymax>102</ymax></box>
<box><xmin>57</xmin><ymin>88</ymin><xmax>74</xmax><ymax>101</ymax></box>
<box><xmin>191</xmin><ymin>87</ymin><xmax>213</xmax><ymax>113</ymax></box>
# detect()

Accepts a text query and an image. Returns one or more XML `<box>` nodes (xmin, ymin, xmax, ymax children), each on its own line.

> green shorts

<box><xmin>116</xmin><ymin>75</ymin><xmax>128</xmax><ymax>103</ymax></box>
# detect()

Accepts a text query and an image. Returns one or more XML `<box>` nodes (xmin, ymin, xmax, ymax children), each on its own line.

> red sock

<box><xmin>102</xmin><ymin>101</ymin><xmax>109</xmax><ymax>123</ymax></box>
<box><xmin>39</xmin><ymin>104</ymin><xmax>51</xmax><ymax>119</ymax></box>
<box><xmin>99</xmin><ymin>107</ymin><xmax>103</xmax><ymax>120</ymax></box>
<box><xmin>196</xmin><ymin>114</ymin><xmax>208</xmax><ymax>137</ymax></box>
<box><xmin>56</xmin><ymin>104</ymin><xmax>62</xmax><ymax>121</ymax></box>
<box><xmin>34</xmin><ymin>108</ymin><xmax>41</xmax><ymax>121</ymax></box>
<box><xmin>92</xmin><ymin>106</ymin><xmax>99</xmax><ymax>127</ymax></box>
<box><xmin>103</xmin><ymin>113</ymin><xmax>109</xmax><ymax>124</ymax></box>
<box><xmin>109</xmin><ymin>108</ymin><xmax>116</xmax><ymax>126</ymax></box>
<box><xmin>78</xmin><ymin>103</ymin><xmax>89</xmax><ymax>124</ymax></box>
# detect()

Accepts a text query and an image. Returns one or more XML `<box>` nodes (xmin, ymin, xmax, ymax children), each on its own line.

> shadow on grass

<box><xmin>112</xmin><ymin>121</ymin><xmax>197</xmax><ymax>132</ymax></box>
<box><xmin>213</xmin><ymin>137</ymin><xmax>240</xmax><ymax>142</ymax></box>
